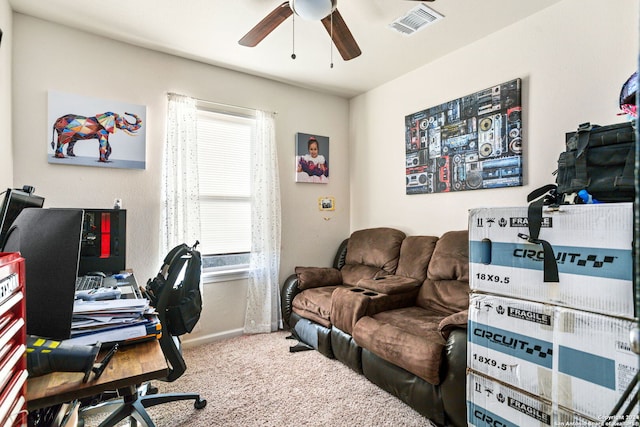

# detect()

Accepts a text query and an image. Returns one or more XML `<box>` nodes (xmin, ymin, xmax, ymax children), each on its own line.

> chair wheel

<box><xmin>194</xmin><ymin>398</ymin><xmax>207</xmax><ymax>409</ymax></box>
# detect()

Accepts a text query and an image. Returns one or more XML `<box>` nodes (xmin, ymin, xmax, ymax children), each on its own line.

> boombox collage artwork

<box><xmin>405</xmin><ymin>78</ymin><xmax>523</xmax><ymax>195</ymax></box>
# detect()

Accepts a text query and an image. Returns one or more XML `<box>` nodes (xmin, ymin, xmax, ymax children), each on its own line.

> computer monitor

<box><xmin>78</xmin><ymin>209</ymin><xmax>127</xmax><ymax>275</ymax></box>
<box><xmin>0</xmin><ymin>187</ymin><xmax>45</xmax><ymax>247</ymax></box>
<box><xmin>2</xmin><ymin>208</ymin><xmax>83</xmax><ymax>340</ymax></box>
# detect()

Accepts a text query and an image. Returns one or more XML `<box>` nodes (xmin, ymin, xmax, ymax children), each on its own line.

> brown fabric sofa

<box><xmin>281</xmin><ymin>227</ymin><xmax>469</xmax><ymax>427</ymax></box>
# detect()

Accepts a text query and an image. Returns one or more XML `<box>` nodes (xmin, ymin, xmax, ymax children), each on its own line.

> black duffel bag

<box><xmin>556</xmin><ymin>121</ymin><xmax>635</xmax><ymax>202</ymax></box>
<box><xmin>525</xmin><ymin>120</ymin><xmax>635</xmax><ymax>283</ymax></box>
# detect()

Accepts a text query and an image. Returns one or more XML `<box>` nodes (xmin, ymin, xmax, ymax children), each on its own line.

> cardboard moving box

<box><xmin>469</xmin><ymin>203</ymin><xmax>634</xmax><ymax>318</ymax></box>
<box><xmin>467</xmin><ymin>372</ymin><xmax>618</xmax><ymax>427</ymax></box>
<box><xmin>468</xmin><ymin>293</ymin><xmax>639</xmax><ymax>421</ymax></box>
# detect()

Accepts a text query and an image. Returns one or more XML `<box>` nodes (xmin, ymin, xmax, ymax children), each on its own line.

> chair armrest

<box><xmin>281</xmin><ymin>274</ymin><xmax>301</xmax><ymax>330</ymax></box>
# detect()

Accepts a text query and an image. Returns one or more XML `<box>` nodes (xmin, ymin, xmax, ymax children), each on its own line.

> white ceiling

<box><xmin>10</xmin><ymin>0</ymin><xmax>562</xmax><ymax>98</ymax></box>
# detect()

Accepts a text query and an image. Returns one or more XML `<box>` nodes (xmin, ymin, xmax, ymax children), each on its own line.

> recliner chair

<box><xmin>95</xmin><ymin>243</ymin><xmax>207</xmax><ymax>427</ymax></box>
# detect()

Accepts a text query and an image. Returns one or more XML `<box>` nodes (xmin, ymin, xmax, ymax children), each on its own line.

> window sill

<box><xmin>202</xmin><ymin>266</ymin><xmax>249</xmax><ymax>284</ymax></box>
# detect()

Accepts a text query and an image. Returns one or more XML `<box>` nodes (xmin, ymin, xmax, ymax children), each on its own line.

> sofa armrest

<box><xmin>331</xmin><ymin>287</ymin><xmax>371</xmax><ymax>334</ymax></box>
<box><xmin>281</xmin><ymin>274</ymin><xmax>301</xmax><ymax>330</ymax></box>
<box><xmin>331</xmin><ymin>285</ymin><xmax>419</xmax><ymax>335</ymax></box>
<box><xmin>438</xmin><ymin>309</ymin><xmax>468</xmax><ymax>340</ymax></box>
<box><xmin>295</xmin><ymin>266</ymin><xmax>342</xmax><ymax>290</ymax></box>
<box><xmin>438</xmin><ymin>311</ymin><xmax>468</xmax><ymax>427</ymax></box>
<box><xmin>356</xmin><ymin>275</ymin><xmax>420</xmax><ymax>295</ymax></box>
<box><xmin>440</xmin><ymin>327</ymin><xmax>468</xmax><ymax>427</ymax></box>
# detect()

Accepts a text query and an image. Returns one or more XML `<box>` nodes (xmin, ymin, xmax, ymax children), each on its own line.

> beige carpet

<box><xmin>82</xmin><ymin>331</ymin><xmax>436</xmax><ymax>427</ymax></box>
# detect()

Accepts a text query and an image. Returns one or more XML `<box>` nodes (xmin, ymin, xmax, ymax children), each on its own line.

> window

<box><xmin>196</xmin><ymin>107</ymin><xmax>255</xmax><ymax>271</ymax></box>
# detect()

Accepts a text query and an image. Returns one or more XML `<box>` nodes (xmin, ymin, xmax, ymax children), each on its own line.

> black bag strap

<box><xmin>156</xmin><ymin>245</ymin><xmax>197</xmax><ymax>307</ymax></box>
<box><xmin>527</xmin><ymin>184</ymin><xmax>558</xmax><ymax>204</ymax></box>
<box><xmin>523</xmin><ymin>199</ymin><xmax>559</xmax><ymax>283</ymax></box>
<box><xmin>161</xmin><ymin>243</ymin><xmax>189</xmax><ymax>273</ymax></box>
<box><xmin>574</xmin><ymin>122</ymin><xmax>594</xmax><ymax>157</ymax></box>
<box><xmin>180</xmin><ymin>249</ymin><xmax>202</xmax><ymax>296</ymax></box>
<box><xmin>572</xmin><ymin>123</ymin><xmax>594</xmax><ymax>189</ymax></box>
<box><xmin>146</xmin><ymin>242</ymin><xmax>200</xmax><ymax>307</ymax></box>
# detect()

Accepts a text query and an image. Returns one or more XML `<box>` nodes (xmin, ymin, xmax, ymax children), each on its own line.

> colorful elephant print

<box><xmin>50</xmin><ymin>112</ymin><xmax>143</xmax><ymax>162</ymax></box>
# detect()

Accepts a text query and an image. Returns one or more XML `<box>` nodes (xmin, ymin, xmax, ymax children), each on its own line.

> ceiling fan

<box><xmin>238</xmin><ymin>0</ymin><xmax>433</xmax><ymax>61</ymax></box>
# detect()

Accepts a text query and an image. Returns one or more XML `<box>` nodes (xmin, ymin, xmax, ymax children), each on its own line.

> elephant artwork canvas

<box><xmin>47</xmin><ymin>91</ymin><xmax>147</xmax><ymax>169</ymax></box>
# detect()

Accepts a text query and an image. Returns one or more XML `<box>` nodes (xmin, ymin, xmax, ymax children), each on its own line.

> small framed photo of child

<box><xmin>295</xmin><ymin>132</ymin><xmax>329</xmax><ymax>184</ymax></box>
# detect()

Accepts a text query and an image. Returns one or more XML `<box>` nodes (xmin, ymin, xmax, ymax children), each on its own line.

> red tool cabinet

<box><xmin>0</xmin><ymin>253</ymin><xmax>27</xmax><ymax>427</ymax></box>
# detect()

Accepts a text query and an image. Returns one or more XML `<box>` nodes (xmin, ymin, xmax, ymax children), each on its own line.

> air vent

<box><xmin>389</xmin><ymin>3</ymin><xmax>444</xmax><ymax>36</ymax></box>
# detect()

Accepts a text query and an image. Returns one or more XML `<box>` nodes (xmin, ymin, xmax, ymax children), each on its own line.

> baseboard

<box><xmin>181</xmin><ymin>328</ymin><xmax>244</xmax><ymax>349</ymax></box>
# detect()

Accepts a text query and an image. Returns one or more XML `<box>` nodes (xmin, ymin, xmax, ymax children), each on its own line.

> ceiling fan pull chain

<box><xmin>329</xmin><ymin>11</ymin><xmax>334</xmax><ymax>69</ymax></box>
<box><xmin>291</xmin><ymin>12</ymin><xmax>296</xmax><ymax>60</ymax></box>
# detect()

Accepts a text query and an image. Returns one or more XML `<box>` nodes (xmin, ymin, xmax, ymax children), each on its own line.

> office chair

<box><xmin>95</xmin><ymin>243</ymin><xmax>207</xmax><ymax>427</ymax></box>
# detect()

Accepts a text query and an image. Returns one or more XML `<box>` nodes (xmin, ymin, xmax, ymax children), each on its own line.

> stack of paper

<box><xmin>65</xmin><ymin>298</ymin><xmax>160</xmax><ymax>346</ymax></box>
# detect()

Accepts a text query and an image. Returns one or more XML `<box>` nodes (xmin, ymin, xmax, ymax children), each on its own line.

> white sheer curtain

<box><xmin>244</xmin><ymin>110</ymin><xmax>282</xmax><ymax>333</ymax></box>
<box><xmin>163</xmin><ymin>95</ymin><xmax>280</xmax><ymax>333</ymax></box>
<box><xmin>161</xmin><ymin>94</ymin><xmax>201</xmax><ymax>254</ymax></box>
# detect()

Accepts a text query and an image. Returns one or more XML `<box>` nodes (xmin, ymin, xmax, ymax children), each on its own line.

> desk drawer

<box><xmin>0</xmin><ymin>254</ymin><xmax>26</xmax><ymax>427</ymax></box>
<box><xmin>0</xmin><ymin>316</ymin><xmax>24</xmax><ymax>350</ymax></box>
<box><xmin>0</xmin><ymin>292</ymin><xmax>23</xmax><ymax>320</ymax></box>
<box><xmin>0</xmin><ymin>343</ymin><xmax>26</xmax><ymax>396</ymax></box>
<box><xmin>0</xmin><ymin>369</ymin><xmax>27</xmax><ymax>426</ymax></box>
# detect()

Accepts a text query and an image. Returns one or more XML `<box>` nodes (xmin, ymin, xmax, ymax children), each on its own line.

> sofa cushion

<box><xmin>344</xmin><ymin>227</ymin><xmax>405</xmax><ymax>273</ymax></box>
<box><xmin>427</xmin><ymin>230</ymin><xmax>469</xmax><ymax>282</ymax></box>
<box><xmin>352</xmin><ymin>307</ymin><xmax>447</xmax><ymax>385</ymax></box>
<box><xmin>416</xmin><ymin>278</ymin><xmax>470</xmax><ymax>316</ymax></box>
<box><xmin>356</xmin><ymin>276</ymin><xmax>420</xmax><ymax>295</ymax></box>
<box><xmin>416</xmin><ymin>230</ymin><xmax>470</xmax><ymax>315</ymax></box>
<box><xmin>292</xmin><ymin>285</ymin><xmax>342</xmax><ymax>328</ymax></box>
<box><xmin>295</xmin><ymin>266</ymin><xmax>342</xmax><ymax>290</ymax></box>
<box><xmin>341</xmin><ymin>264</ymin><xmax>385</xmax><ymax>286</ymax></box>
<box><xmin>395</xmin><ymin>235</ymin><xmax>438</xmax><ymax>282</ymax></box>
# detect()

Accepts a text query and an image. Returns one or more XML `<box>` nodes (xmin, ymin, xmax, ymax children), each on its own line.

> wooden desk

<box><xmin>26</xmin><ymin>340</ymin><xmax>167</xmax><ymax>411</ymax></box>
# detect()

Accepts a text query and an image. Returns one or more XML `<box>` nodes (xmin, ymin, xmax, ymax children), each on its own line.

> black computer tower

<box><xmin>78</xmin><ymin>209</ymin><xmax>126</xmax><ymax>275</ymax></box>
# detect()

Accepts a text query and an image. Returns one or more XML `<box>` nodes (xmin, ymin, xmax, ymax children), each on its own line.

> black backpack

<box><xmin>145</xmin><ymin>242</ymin><xmax>202</xmax><ymax>336</ymax></box>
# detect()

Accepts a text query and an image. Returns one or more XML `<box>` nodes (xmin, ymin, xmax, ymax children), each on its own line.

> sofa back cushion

<box><xmin>427</xmin><ymin>230</ymin><xmax>469</xmax><ymax>281</ymax></box>
<box><xmin>416</xmin><ymin>230</ymin><xmax>470</xmax><ymax>315</ymax></box>
<box><xmin>395</xmin><ymin>235</ymin><xmax>438</xmax><ymax>282</ymax></box>
<box><xmin>341</xmin><ymin>227</ymin><xmax>405</xmax><ymax>286</ymax></box>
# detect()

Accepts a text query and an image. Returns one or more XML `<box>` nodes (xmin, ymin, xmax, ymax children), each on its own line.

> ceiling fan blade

<box><xmin>321</xmin><ymin>9</ymin><xmax>362</xmax><ymax>61</ymax></box>
<box><xmin>239</xmin><ymin>1</ymin><xmax>293</xmax><ymax>47</ymax></box>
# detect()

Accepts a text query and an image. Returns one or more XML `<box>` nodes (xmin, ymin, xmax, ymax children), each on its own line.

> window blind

<box><xmin>196</xmin><ymin>109</ymin><xmax>253</xmax><ymax>255</ymax></box>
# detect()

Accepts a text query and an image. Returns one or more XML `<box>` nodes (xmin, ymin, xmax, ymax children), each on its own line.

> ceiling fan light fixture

<box><xmin>289</xmin><ymin>0</ymin><xmax>336</xmax><ymax>21</ymax></box>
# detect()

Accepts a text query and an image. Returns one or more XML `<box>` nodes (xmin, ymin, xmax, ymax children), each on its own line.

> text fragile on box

<box><xmin>466</xmin><ymin>372</ymin><xmax>621</xmax><ymax>427</ymax></box>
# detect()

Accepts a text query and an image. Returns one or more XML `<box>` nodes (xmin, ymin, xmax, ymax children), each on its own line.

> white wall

<box><xmin>0</xmin><ymin>0</ymin><xmax>12</xmax><ymax>187</ymax></box>
<box><xmin>11</xmin><ymin>14</ymin><xmax>351</xmax><ymax>343</ymax></box>
<box><xmin>8</xmin><ymin>0</ymin><xmax>639</xmax><ymax>343</ymax></box>
<box><xmin>349</xmin><ymin>0</ymin><xmax>638</xmax><ymax>236</ymax></box>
